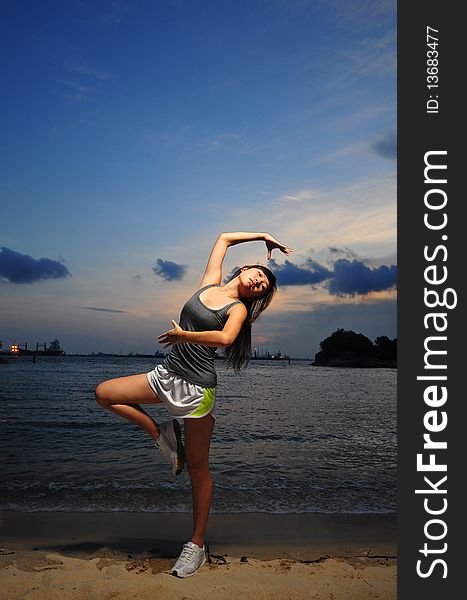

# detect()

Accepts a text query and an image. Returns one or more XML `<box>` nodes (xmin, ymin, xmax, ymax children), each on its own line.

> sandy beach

<box><xmin>1</xmin><ymin>511</ymin><xmax>396</xmax><ymax>599</ymax></box>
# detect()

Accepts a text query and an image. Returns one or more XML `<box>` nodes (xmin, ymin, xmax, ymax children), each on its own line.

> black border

<box><xmin>398</xmin><ymin>2</ymin><xmax>462</xmax><ymax>596</ymax></box>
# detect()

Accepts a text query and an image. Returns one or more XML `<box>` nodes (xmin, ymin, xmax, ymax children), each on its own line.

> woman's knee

<box><xmin>95</xmin><ymin>373</ymin><xmax>158</xmax><ymax>408</ymax></box>
<box><xmin>95</xmin><ymin>380</ymin><xmax>112</xmax><ymax>408</ymax></box>
<box><xmin>187</xmin><ymin>457</ymin><xmax>210</xmax><ymax>479</ymax></box>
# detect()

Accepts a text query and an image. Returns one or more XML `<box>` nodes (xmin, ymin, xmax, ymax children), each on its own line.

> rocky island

<box><xmin>313</xmin><ymin>328</ymin><xmax>397</xmax><ymax>368</ymax></box>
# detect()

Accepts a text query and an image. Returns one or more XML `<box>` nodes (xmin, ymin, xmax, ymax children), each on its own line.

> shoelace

<box><xmin>178</xmin><ymin>544</ymin><xmax>198</xmax><ymax>563</ymax></box>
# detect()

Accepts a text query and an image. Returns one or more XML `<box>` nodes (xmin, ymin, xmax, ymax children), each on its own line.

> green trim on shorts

<box><xmin>190</xmin><ymin>387</ymin><xmax>215</xmax><ymax>418</ymax></box>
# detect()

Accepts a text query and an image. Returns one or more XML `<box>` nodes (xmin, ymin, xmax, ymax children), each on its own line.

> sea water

<box><xmin>0</xmin><ymin>356</ymin><xmax>396</xmax><ymax>513</ymax></box>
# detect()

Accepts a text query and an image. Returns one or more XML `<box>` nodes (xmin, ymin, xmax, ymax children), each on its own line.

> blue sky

<box><xmin>0</xmin><ymin>0</ymin><xmax>396</xmax><ymax>358</ymax></box>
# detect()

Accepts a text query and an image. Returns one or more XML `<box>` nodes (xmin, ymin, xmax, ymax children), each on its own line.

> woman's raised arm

<box><xmin>199</xmin><ymin>231</ymin><xmax>292</xmax><ymax>288</ymax></box>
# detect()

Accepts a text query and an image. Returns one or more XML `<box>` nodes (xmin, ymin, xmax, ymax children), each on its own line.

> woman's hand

<box><xmin>265</xmin><ymin>234</ymin><xmax>293</xmax><ymax>260</ymax></box>
<box><xmin>157</xmin><ymin>320</ymin><xmax>185</xmax><ymax>349</ymax></box>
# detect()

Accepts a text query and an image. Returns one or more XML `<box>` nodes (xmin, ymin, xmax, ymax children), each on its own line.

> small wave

<box><xmin>0</xmin><ymin>477</ymin><xmax>396</xmax><ymax>514</ymax></box>
<box><xmin>0</xmin><ymin>479</ymin><xmax>187</xmax><ymax>492</ymax></box>
<box><xmin>0</xmin><ymin>500</ymin><xmax>396</xmax><ymax>515</ymax></box>
<box><xmin>0</xmin><ymin>420</ymin><xmax>117</xmax><ymax>430</ymax></box>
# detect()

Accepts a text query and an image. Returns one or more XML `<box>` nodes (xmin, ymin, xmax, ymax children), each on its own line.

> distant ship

<box><xmin>44</xmin><ymin>339</ymin><xmax>65</xmax><ymax>355</ymax></box>
<box><xmin>9</xmin><ymin>338</ymin><xmax>65</xmax><ymax>356</ymax></box>
<box><xmin>250</xmin><ymin>350</ymin><xmax>290</xmax><ymax>361</ymax></box>
<box><xmin>132</xmin><ymin>350</ymin><xmax>166</xmax><ymax>358</ymax></box>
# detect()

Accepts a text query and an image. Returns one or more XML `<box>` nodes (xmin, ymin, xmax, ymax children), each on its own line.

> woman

<box><xmin>95</xmin><ymin>231</ymin><xmax>292</xmax><ymax>577</ymax></box>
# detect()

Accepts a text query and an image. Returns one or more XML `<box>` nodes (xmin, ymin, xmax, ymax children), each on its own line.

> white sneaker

<box><xmin>171</xmin><ymin>541</ymin><xmax>206</xmax><ymax>578</ymax></box>
<box><xmin>155</xmin><ymin>420</ymin><xmax>185</xmax><ymax>475</ymax></box>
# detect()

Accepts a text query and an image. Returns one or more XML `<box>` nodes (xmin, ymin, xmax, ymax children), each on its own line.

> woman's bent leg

<box><xmin>184</xmin><ymin>414</ymin><xmax>215</xmax><ymax>547</ymax></box>
<box><xmin>95</xmin><ymin>374</ymin><xmax>163</xmax><ymax>441</ymax></box>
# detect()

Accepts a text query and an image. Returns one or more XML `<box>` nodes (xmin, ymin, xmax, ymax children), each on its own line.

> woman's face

<box><xmin>238</xmin><ymin>267</ymin><xmax>270</xmax><ymax>298</ymax></box>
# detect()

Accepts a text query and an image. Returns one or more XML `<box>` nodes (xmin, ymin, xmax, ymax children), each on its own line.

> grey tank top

<box><xmin>163</xmin><ymin>284</ymin><xmax>243</xmax><ymax>387</ymax></box>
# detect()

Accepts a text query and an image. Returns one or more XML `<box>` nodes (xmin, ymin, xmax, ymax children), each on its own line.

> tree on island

<box><xmin>314</xmin><ymin>328</ymin><xmax>397</xmax><ymax>367</ymax></box>
<box><xmin>374</xmin><ymin>335</ymin><xmax>397</xmax><ymax>360</ymax></box>
<box><xmin>320</xmin><ymin>328</ymin><xmax>374</xmax><ymax>357</ymax></box>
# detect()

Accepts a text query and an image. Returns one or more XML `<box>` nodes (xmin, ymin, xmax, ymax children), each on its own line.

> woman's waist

<box><xmin>163</xmin><ymin>350</ymin><xmax>217</xmax><ymax>387</ymax></box>
<box><xmin>165</xmin><ymin>344</ymin><xmax>217</xmax><ymax>369</ymax></box>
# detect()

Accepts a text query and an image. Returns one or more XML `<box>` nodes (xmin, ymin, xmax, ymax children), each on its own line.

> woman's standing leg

<box><xmin>184</xmin><ymin>414</ymin><xmax>215</xmax><ymax>547</ymax></box>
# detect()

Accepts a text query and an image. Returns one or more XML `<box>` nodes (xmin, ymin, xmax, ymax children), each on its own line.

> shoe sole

<box><xmin>173</xmin><ymin>420</ymin><xmax>185</xmax><ymax>476</ymax></box>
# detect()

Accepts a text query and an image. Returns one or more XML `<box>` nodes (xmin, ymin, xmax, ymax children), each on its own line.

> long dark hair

<box><xmin>224</xmin><ymin>264</ymin><xmax>277</xmax><ymax>371</ymax></box>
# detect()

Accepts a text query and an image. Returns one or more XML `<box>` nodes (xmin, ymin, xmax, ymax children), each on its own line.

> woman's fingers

<box><xmin>158</xmin><ymin>320</ymin><xmax>183</xmax><ymax>348</ymax></box>
<box><xmin>158</xmin><ymin>321</ymin><xmax>178</xmax><ymax>339</ymax></box>
<box><xmin>266</xmin><ymin>240</ymin><xmax>293</xmax><ymax>259</ymax></box>
<box><xmin>158</xmin><ymin>326</ymin><xmax>180</xmax><ymax>347</ymax></box>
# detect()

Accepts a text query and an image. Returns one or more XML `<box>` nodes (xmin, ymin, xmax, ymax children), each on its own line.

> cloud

<box><xmin>327</xmin><ymin>259</ymin><xmax>397</xmax><ymax>296</ymax></box>
<box><xmin>62</xmin><ymin>62</ymin><xmax>112</xmax><ymax>101</ymax></box>
<box><xmin>314</xmin><ymin>132</ymin><xmax>396</xmax><ymax>165</ymax></box>
<box><xmin>328</xmin><ymin>246</ymin><xmax>359</xmax><ymax>260</ymax></box>
<box><xmin>262</xmin><ymin>176</ymin><xmax>396</xmax><ymax>259</ymax></box>
<box><xmin>330</xmin><ymin>0</ymin><xmax>395</xmax><ymax>31</ymax></box>
<box><xmin>152</xmin><ymin>259</ymin><xmax>188</xmax><ymax>281</ymax></box>
<box><xmin>206</xmin><ymin>131</ymin><xmax>243</xmax><ymax>150</ymax></box>
<box><xmin>371</xmin><ymin>132</ymin><xmax>396</xmax><ymax>159</ymax></box>
<box><xmin>0</xmin><ymin>247</ymin><xmax>71</xmax><ymax>284</ymax></box>
<box><xmin>326</xmin><ymin>104</ymin><xmax>388</xmax><ymax>131</ymax></box>
<box><xmin>268</xmin><ymin>258</ymin><xmax>333</xmax><ymax>285</ymax></box>
<box><xmin>79</xmin><ymin>307</ymin><xmax>128</xmax><ymax>313</ymax></box>
<box><xmin>272</xmin><ymin>189</ymin><xmax>315</xmax><ymax>207</ymax></box>
<box><xmin>63</xmin><ymin>62</ymin><xmax>112</xmax><ymax>81</ymax></box>
<box><xmin>62</xmin><ymin>80</ymin><xmax>97</xmax><ymax>102</ymax></box>
<box><xmin>340</xmin><ymin>30</ymin><xmax>396</xmax><ymax>80</ymax></box>
<box><xmin>313</xmin><ymin>140</ymin><xmax>371</xmax><ymax>164</ymax></box>
<box><xmin>221</xmin><ymin>263</ymin><xmax>321</xmax><ymax>286</ymax></box>
<box><xmin>224</xmin><ymin>255</ymin><xmax>396</xmax><ymax>297</ymax></box>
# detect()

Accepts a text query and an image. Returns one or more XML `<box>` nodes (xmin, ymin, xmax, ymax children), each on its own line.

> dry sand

<box><xmin>1</xmin><ymin>511</ymin><xmax>396</xmax><ymax>599</ymax></box>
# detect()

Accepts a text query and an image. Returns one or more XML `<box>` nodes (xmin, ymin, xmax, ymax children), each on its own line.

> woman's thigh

<box><xmin>184</xmin><ymin>414</ymin><xmax>215</xmax><ymax>468</ymax></box>
<box><xmin>96</xmin><ymin>373</ymin><xmax>163</xmax><ymax>405</ymax></box>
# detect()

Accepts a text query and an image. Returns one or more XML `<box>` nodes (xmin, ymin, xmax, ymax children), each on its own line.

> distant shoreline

<box><xmin>312</xmin><ymin>357</ymin><xmax>397</xmax><ymax>369</ymax></box>
<box><xmin>0</xmin><ymin>353</ymin><xmax>312</xmax><ymax>361</ymax></box>
<box><xmin>1</xmin><ymin>353</ymin><xmax>397</xmax><ymax>367</ymax></box>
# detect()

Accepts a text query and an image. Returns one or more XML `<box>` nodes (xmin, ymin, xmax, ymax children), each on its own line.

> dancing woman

<box><xmin>95</xmin><ymin>231</ymin><xmax>292</xmax><ymax>577</ymax></box>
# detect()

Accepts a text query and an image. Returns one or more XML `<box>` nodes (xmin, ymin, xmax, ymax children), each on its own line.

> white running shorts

<box><xmin>146</xmin><ymin>364</ymin><xmax>216</xmax><ymax>420</ymax></box>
